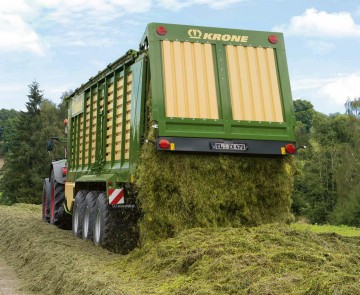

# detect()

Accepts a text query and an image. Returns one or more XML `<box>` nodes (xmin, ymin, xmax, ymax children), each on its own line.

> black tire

<box><xmin>56</xmin><ymin>205</ymin><xmax>72</xmax><ymax>230</ymax></box>
<box><xmin>72</xmin><ymin>190</ymin><xmax>87</xmax><ymax>237</ymax></box>
<box><xmin>93</xmin><ymin>192</ymin><xmax>109</xmax><ymax>247</ymax></box>
<box><xmin>42</xmin><ymin>178</ymin><xmax>51</xmax><ymax>223</ymax></box>
<box><xmin>82</xmin><ymin>191</ymin><xmax>99</xmax><ymax>240</ymax></box>
<box><xmin>93</xmin><ymin>192</ymin><xmax>140</xmax><ymax>254</ymax></box>
<box><xmin>50</xmin><ymin>170</ymin><xmax>65</xmax><ymax>225</ymax></box>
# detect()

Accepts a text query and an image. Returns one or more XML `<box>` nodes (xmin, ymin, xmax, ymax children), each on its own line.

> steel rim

<box><xmin>73</xmin><ymin>206</ymin><xmax>79</xmax><ymax>234</ymax></box>
<box><xmin>94</xmin><ymin>209</ymin><xmax>101</xmax><ymax>244</ymax></box>
<box><xmin>83</xmin><ymin>207</ymin><xmax>89</xmax><ymax>238</ymax></box>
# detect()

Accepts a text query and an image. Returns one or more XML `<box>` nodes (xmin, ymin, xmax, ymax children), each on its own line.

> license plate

<box><xmin>211</xmin><ymin>143</ymin><xmax>248</xmax><ymax>151</ymax></box>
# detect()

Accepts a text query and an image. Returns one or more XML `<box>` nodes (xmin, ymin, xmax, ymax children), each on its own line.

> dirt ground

<box><xmin>0</xmin><ymin>257</ymin><xmax>26</xmax><ymax>295</ymax></box>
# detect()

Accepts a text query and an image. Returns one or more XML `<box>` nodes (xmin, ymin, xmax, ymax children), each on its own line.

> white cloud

<box><xmin>319</xmin><ymin>74</ymin><xmax>360</xmax><ymax>105</ymax></box>
<box><xmin>0</xmin><ymin>0</ymin><xmax>153</xmax><ymax>53</ymax></box>
<box><xmin>305</xmin><ymin>40</ymin><xmax>335</xmax><ymax>54</ymax></box>
<box><xmin>0</xmin><ymin>13</ymin><xmax>46</xmax><ymax>54</ymax></box>
<box><xmin>45</xmin><ymin>0</ymin><xmax>152</xmax><ymax>24</ymax></box>
<box><xmin>291</xmin><ymin>77</ymin><xmax>332</xmax><ymax>92</ymax></box>
<box><xmin>274</xmin><ymin>8</ymin><xmax>360</xmax><ymax>37</ymax></box>
<box><xmin>0</xmin><ymin>0</ymin><xmax>33</xmax><ymax>15</ymax></box>
<box><xmin>0</xmin><ymin>0</ymin><xmax>245</xmax><ymax>52</ymax></box>
<box><xmin>0</xmin><ymin>83</ymin><xmax>26</xmax><ymax>92</ymax></box>
<box><xmin>291</xmin><ymin>74</ymin><xmax>360</xmax><ymax>113</ymax></box>
<box><xmin>157</xmin><ymin>0</ymin><xmax>243</xmax><ymax>10</ymax></box>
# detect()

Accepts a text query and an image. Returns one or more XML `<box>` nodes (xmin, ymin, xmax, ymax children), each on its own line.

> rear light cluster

<box><xmin>285</xmin><ymin>144</ymin><xmax>296</xmax><ymax>154</ymax></box>
<box><xmin>156</xmin><ymin>26</ymin><xmax>167</xmax><ymax>36</ymax></box>
<box><xmin>158</xmin><ymin>139</ymin><xmax>170</xmax><ymax>149</ymax></box>
<box><xmin>61</xmin><ymin>167</ymin><xmax>67</xmax><ymax>177</ymax></box>
<box><xmin>268</xmin><ymin>35</ymin><xmax>278</xmax><ymax>44</ymax></box>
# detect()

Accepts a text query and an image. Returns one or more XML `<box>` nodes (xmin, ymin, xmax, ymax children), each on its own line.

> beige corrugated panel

<box><xmin>70</xmin><ymin>119</ymin><xmax>75</xmax><ymax>167</ymax></box>
<box><xmin>161</xmin><ymin>41</ymin><xmax>219</xmax><ymax>119</ymax></box>
<box><xmin>91</xmin><ymin>93</ymin><xmax>97</xmax><ymax>163</ymax></box>
<box><xmin>84</xmin><ymin>96</ymin><xmax>90</xmax><ymax>165</ymax></box>
<box><xmin>124</xmin><ymin>72</ymin><xmax>132</xmax><ymax>160</ymax></box>
<box><xmin>78</xmin><ymin>115</ymin><xmax>83</xmax><ymax>166</ymax></box>
<box><xmin>114</xmin><ymin>77</ymin><xmax>124</xmax><ymax>161</ymax></box>
<box><xmin>106</xmin><ymin>83</ymin><xmax>114</xmax><ymax>162</ymax></box>
<box><xmin>226</xmin><ymin>45</ymin><xmax>284</xmax><ymax>122</ymax></box>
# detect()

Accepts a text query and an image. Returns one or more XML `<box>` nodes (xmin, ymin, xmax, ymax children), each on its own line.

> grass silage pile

<box><xmin>137</xmin><ymin>141</ymin><xmax>295</xmax><ymax>242</ymax></box>
<box><xmin>0</xmin><ymin>204</ymin><xmax>360</xmax><ymax>295</ymax></box>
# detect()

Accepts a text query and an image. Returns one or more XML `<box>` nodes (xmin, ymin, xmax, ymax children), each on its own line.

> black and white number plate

<box><xmin>211</xmin><ymin>142</ymin><xmax>248</xmax><ymax>151</ymax></box>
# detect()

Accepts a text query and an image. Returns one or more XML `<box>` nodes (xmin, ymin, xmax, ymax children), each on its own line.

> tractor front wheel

<box><xmin>42</xmin><ymin>178</ymin><xmax>51</xmax><ymax>223</ymax></box>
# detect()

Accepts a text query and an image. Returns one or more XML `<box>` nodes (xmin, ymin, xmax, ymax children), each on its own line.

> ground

<box><xmin>0</xmin><ymin>257</ymin><xmax>27</xmax><ymax>295</ymax></box>
<box><xmin>0</xmin><ymin>204</ymin><xmax>360</xmax><ymax>294</ymax></box>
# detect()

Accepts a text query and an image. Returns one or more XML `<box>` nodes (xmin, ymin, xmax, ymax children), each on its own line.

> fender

<box><xmin>44</xmin><ymin>178</ymin><xmax>51</xmax><ymax>199</ymax></box>
<box><xmin>50</xmin><ymin>159</ymin><xmax>67</xmax><ymax>184</ymax></box>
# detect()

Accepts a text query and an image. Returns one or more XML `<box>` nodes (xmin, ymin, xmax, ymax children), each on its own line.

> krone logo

<box><xmin>188</xmin><ymin>29</ymin><xmax>202</xmax><ymax>39</ymax></box>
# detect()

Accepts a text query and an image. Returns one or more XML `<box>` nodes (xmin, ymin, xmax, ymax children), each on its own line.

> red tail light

<box><xmin>285</xmin><ymin>144</ymin><xmax>296</xmax><ymax>154</ymax></box>
<box><xmin>61</xmin><ymin>167</ymin><xmax>67</xmax><ymax>176</ymax></box>
<box><xmin>268</xmin><ymin>35</ymin><xmax>278</xmax><ymax>44</ymax></box>
<box><xmin>156</xmin><ymin>26</ymin><xmax>167</xmax><ymax>36</ymax></box>
<box><xmin>159</xmin><ymin>139</ymin><xmax>170</xmax><ymax>149</ymax></box>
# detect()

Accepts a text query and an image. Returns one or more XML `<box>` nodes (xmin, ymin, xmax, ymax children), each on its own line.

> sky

<box><xmin>1</xmin><ymin>0</ymin><xmax>360</xmax><ymax>115</ymax></box>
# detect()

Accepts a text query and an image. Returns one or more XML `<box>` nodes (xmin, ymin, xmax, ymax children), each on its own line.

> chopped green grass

<box><xmin>137</xmin><ymin>137</ymin><xmax>295</xmax><ymax>243</ymax></box>
<box><xmin>291</xmin><ymin>223</ymin><xmax>360</xmax><ymax>237</ymax></box>
<box><xmin>1</xmin><ymin>204</ymin><xmax>360</xmax><ymax>295</ymax></box>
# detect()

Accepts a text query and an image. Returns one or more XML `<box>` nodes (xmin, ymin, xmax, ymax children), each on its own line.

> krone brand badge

<box><xmin>188</xmin><ymin>29</ymin><xmax>202</xmax><ymax>39</ymax></box>
<box><xmin>188</xmin><ymin>28</ymin><xmax>249</xmax><ymax>43</ymax></box>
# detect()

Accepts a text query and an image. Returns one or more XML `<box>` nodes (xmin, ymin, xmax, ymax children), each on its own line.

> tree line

<box><xmin>293</xmin><ymin>98</ymin><xmax>360</xmax><ymax>226</ymax></box>
<box><xmin>0</xmin><ymin>82</ymin><xmax>359</xmax><ymax>226</ymax></box>
<box><xmin>0</xmin><ymin>81</ymin><xmax>67</xmax><ymax>204</ymax></box>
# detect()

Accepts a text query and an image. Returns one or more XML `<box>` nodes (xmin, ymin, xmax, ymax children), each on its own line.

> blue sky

<box><xmin>1</xmin><ymin>0</ymin><xmax>360</xmax><ymax>114</ymax></box>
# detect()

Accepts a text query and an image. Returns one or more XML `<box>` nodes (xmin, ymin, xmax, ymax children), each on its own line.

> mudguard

<box><xmin>44</xmin><ymin>178</ymin><xmax>51</xmax><ymax>199</ymax></box>
<box><xmin>50</xmin><ymin>159</ymin><xmax>67</xmax><ymax>184</ymax></box>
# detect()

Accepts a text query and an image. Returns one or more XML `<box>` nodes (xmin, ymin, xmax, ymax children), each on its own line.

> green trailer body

<box><xmin>64</xmin><ymin>22</ymin><xmax>296</xmax><ymax>211</ymax></box>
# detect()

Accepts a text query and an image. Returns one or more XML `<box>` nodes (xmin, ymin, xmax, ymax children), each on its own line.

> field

<box><xmin>291</xmin><ymin>223</ymin><xmax>360</xmax><ymax>237</ymax></box>
<box><xmin>0</xmin><ymin>204</ymin><xmax>359</xmax><ymax>295</ymax></box>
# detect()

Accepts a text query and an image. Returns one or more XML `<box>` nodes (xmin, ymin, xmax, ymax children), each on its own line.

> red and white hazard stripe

<box><xmin>108</xmin><ymin>188</ymin><xmax>125</xmax><ymax>205</ymax></box>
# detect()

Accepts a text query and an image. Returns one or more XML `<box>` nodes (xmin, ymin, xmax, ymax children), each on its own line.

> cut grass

<box><xmin>291</xmin><ymin>223</ymin><xmax>360</xmax><ymax>237</ymax></box>
<box><xmin>0</xmin><ymin>204</ymin><xmax>360</xmax><ymax>295</ymax></box>
<box><xmin>137</xmin><ymin>139</ymin><xmax>295</xmax><ymax>243</ymax></box>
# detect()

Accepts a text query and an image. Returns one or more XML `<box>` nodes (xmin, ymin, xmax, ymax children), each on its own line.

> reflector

<box><xmin>268</xmin><ymin>35</ymin><xmax>278</xmax><ymax>44</ymax></box>
<box><xmin>159</xmin><ymin>139</ymin><xmax>170</xmax><ymax>149</ymax></box>
<box><xmin>285</xmin><ymin>144</ymin><xmax>296</xmax><ymax>154</ymax></box>
<box><xmin>156</xmin><ymin>26</ymin><xmax>167</xmax><ymax>36</ymax></box>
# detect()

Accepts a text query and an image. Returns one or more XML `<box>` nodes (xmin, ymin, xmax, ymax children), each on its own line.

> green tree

<box><xmin>293</xmin><ymin>99</ymin><xmax>315</xmax><ymax>149</ymax></box>
<box><xmin>345</xmin><ymin>97</ymin><xmax>360</xmax><ymax>117</ymax></box>
<box><xmin>0</xmin><ymin>82</ymin><xmax>65</xmax><ymax>204</ymax></box>
<box><xmin>0</xmin><ymin>109</ymin><xmax>19</xmax><ymax>155</ymax></box>
<box><xmin>292</xmin><ymin>110</ymin><xmax>349</xmax><ymax>223</ymax></box>
<box><xmin>293</xmin><ymin>99</ymin><xmax>315</xmax><ymax>132</ymax></box>
<box><xmin>330</xmin><ymin>116</ymin><xmax>360</xmax><ymax>226</ymax></box>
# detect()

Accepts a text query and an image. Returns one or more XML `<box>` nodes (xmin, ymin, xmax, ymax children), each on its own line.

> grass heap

<box><xmin>0</xmin><ymin>204</ymin><xmax>360</xmax><ymax>295</ymax></box>
<box><xmin>137</xmin><ymin>140</ymin><xmax>295</xmax><ymax>242</ymax></box>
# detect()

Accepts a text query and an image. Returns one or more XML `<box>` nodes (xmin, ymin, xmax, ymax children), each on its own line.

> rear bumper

<box><xmin>156</xmin><ymin>137</ymin><xmax>296</xmax><ymax>155</ymax></box>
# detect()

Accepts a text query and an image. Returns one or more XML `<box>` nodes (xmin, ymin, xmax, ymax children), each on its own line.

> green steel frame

<box><xmin>66</xmin><ymin>51</ymin><xmax>148</xmax><ymax>187</ymax></box>
<box><xmin>65</xmin><ymin>22</ymin><xmax>296</xmax><ymax>196</ymax></box>
<box><xmin>142</xmin><ymin>22</ymin><xmax>296</xmax><ymax>142</ymax></box>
